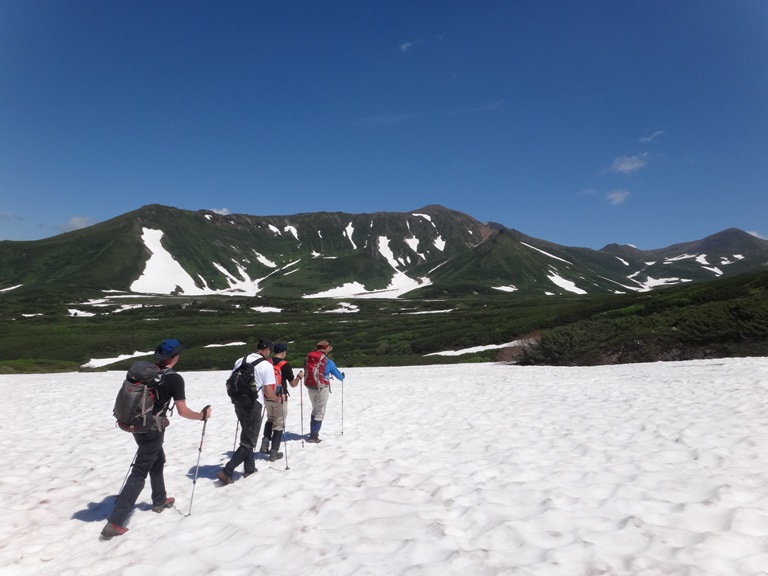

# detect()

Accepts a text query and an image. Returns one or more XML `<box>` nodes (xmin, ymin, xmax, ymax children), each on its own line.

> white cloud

<box><xmin>606</xmin><ymin>190</ymin><xmax>631</xmax><ymax>205</ymax></box>
<box><xmin>399</xmin><ymin>40</ymin><xmax>420</xmax><ymax>53</ymax></box>
<box><xmin>59</xmin><ymin>216</ymin><xmax>96</xmax><ymax>233</ymax></box>
<box><xmin>210</xmin><ymin>208</ymin><xmax>231</xmax><ymax>215</ymax></box>
<box><xmin>639</xmin><ymin>130</ymin><xmax>665</xmax><ymax>143</ymax></box>
<box><xmin>608</xmin><ymin>153</ymin><xmax>649</xmax><ymax>174</ymax></box>
<box><xmin>748</xmin><ymin>230</ymin><xmax>768</xmax><ymax>240</ymax></box>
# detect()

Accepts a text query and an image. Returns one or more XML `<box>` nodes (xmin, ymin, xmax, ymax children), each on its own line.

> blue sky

<box><xmin>1</xmin><ymin>1</ymin><xmax>766</xmax><ymax>249</ymax></box>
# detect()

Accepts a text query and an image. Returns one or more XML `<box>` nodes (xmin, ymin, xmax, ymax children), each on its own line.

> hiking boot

<box><xmin>217</xmin><ymin>469</ymin><xmax>234</xmax><ymax>485</ymax></box>
<box><xmin>101</xmin><ymin>522</ymin><xmax>128</xmax><ymax>539</ymax></box>
<box><xmin>306</xmin><ymin>435</ymin><xmax>322</xmax><ymax>444</ymax></box>
<box><xmin>259</xmin><ymin>438</ymin><xmax>270</xmax><ymax>455</ymax></box>
<box><xmin>151</xmin><ymin>497</ymin><xmax>175</xmax><ymax>513</ymax></box>
<box><xmin>269</xmin><ymin>451</ymin><xmax>284</xmax><ymax>462</ymax></box>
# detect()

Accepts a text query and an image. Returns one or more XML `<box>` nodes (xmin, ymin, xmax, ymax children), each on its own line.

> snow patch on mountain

<box><xmin>251</xmin><ymin>306</ymin><xmax>282</xmax><ymax>313</ymax></box>
<box><xmin>285</xmin><ymin>225</ymin><xmax>299</xmax><ymax>242</ymax></box>
<box><xmin>303</xmin><ymin>238</ymin><xmax>432</xmax><ymax>299</ymax></box>
<box><xmin>253</xmin><ymin>251</ymin><xmax>277</xmax><ymax>268</ymax></box>
<box><xmin>320</xmin><ymin>302</ymin><xmax>359</xmax><ymax>313</ymax></box>
<box><xmin>131</xmin><ymin>228</ymin><xmax>269</xmax><ymax>296</ymax></box>
<box><xmin>68</xmin><ymin>309</ymin><xmax>96</xmax><ymax>317</ymax></box>
<box><xmin>547</xmin><ymin>271</ymin><xmax>587</xmax><ymax>294</ymax></box>
<box><xmin>345</xmin><ymin>222</ymin><xmax>357</xmax><ymax>249</ymax></box>
<box><xmin>425</xmin><ymin>339</ymin><xmax>526</xmax><ymax>356</ymax></box>
<box><xmin>131</xmin><ymin>229</ymin><xmax>216</xmax><ymax>296</ymax></box>
<box><xmin>523</xmin><ymin>242</ymin><xmax>573</xmax><ymax>265</ymax></box>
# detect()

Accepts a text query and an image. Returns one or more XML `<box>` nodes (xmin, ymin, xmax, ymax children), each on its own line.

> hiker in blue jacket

<box><xmin>102</xmin><ymin>339</ymin><xmax>212</xmax><ymax>540</ymax></box>
<box><xmin>304</xmin><ymin>340</ymin><xmax>345</xmax><ymax>443</ymax></box>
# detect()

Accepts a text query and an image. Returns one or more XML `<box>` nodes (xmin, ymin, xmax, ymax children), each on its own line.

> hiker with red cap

<box><xmin>102</xmin><ymin>338</ymin><xmax>212</xmax><ymax>539</ymax></box>
<box><xmin>304</xmin><ymin>340</ymin><xmax>345</xmax><ymax>443</ymax></box>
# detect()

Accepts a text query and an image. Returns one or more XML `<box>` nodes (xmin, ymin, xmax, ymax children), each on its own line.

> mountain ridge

<box><xmin>1</xmin><ymin>204</ymin><xmax>766</xmax><ymax>299</ymax></box>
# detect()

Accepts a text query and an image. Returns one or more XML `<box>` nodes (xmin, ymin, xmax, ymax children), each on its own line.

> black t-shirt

<box><xmin>153</xmin><ymin>369</ymin><xmax>186</xmax><ymax>414</ymax></box>
<box><xmin>277</xmin><ymin>361</ymin><xmax>295</xmax><ymax>396</ymax></box>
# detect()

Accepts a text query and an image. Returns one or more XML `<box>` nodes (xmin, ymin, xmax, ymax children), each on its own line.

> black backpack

<box><xmin>225</xmin><ymin>357</ymin><xmax>267</xmax><ymax>403</ymax></box>
<box><xmin>113</xmin><ymin>361</ymin><xmax>165</xmax><ymax>433</ymax></box>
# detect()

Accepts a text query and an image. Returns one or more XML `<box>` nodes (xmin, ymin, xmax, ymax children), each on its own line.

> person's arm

<box><xmin>324</xmin><ymin>358</ymin><xmax>344</xmax><ymax>381</ymax></box>
<box><xmin>175</xmin><ymin>400</ymin><xmax>211</xmax><ymax>421</ymax></box>
<box><xmin>290</xmin><ymin>369</ymin><xmax>304</xmax><ymax>387</ymax></box>
<box><xmin>263</xmin><ymin>384</ymin><xmax>280</xmax><ymax>402</ymax></box>
<box><xmin>260</xmin><ymin>360</ymin><xmax>279</xmax><ymax>402</ymax></box>
<box><xmin>167</xmin><ymin>372</ymin><xmax>211</xmax><ymax>421</ymax></box>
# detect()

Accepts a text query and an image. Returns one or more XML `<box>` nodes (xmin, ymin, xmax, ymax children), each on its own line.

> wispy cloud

<box><xmin>353</xmin><ymin>114</ymin><xmax>408</xmax><ymax>127</ymax></box>
<box><xmin>0</xmin><ymin>211</ymin><xmax>23</xmax><ymax>222</ymax></box>
<box><xmin>445</xmin><ymin>100</ymin><xmax>504</xmax><ymax>116</ymax></box>
<box><xmin>748</xmin><ymin>230</ymin><xmax>767</xmax><ymax>240</ymax></box>
<box><xmin>606</xmin><ymin>190</ymin><xmax>631</xmax><ymax>205</ymax></box>
<box><xmin>59</xmin><ymin>216</ymin><xmax>96</xmax><ymax>233</ymax></box>
<box><xmin>639</xmin><ymin>130</ymin><xmax>665</xmax><ymax>143</ymax></box>
<box><xmin>210</xmin><ymin>208</ymin><xmax>231</xmax><ymax>215</ymax></box>
<box><xmin>399</xmin><ymin>40</ymin><xmax>420</xmax><ymax>53</ymax></box>
<box><xmin>608</xmin><ymin>153</ymin><xmax>649</xmax><ymax>174</ymax></box>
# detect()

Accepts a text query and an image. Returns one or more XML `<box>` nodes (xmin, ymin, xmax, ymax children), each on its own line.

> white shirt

<box><xmin>233</xmin><ymin>353</ymin><xmax>275</xmax><ymax>404</ymax></box>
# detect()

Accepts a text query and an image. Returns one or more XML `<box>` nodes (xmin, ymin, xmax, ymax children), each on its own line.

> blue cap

<box><xmin>154</xmin><ymin>338</ymin><xmax>185</xmax><ymax>361</ymax></box>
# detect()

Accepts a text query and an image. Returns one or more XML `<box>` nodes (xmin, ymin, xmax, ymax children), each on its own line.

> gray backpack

<box><xmin>113</xmin><ymin>361</ymin><xmax>164</xmax><ymax>433</ymax></box>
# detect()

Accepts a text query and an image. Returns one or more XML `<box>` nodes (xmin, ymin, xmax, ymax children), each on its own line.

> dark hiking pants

<box><xmin>108</xmin><ymin>429</ymin><xmax>166</xmax><ymax>527</ymax></box>
<box><xmin>224</xmin><ymin>398</ymin><xmax>262</xmax><ymax>476</ymax></box>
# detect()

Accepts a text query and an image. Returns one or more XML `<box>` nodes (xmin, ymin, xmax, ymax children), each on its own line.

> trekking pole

<box><xmin>117</xmin><ymin>449</ymin><xmax>139</xmax><ymax>498</ymax></box>
<box><xmin>341</xmin><ymin>373</ymin><xmax>345</xmax><ymax>436</ymax></box>
<box><xmin>187</xmin><ymin>405</ymin><xmax>210</xmax><ymax>517</ymax></box>
<box><xmin>281</xmin><ymin>398</ymin><xmax>289</xmax><ymax>470</ymax></box>
<box><xmin>300</xmin><ymin>377</ymin><xmax>305</xmax><ymax>448</ymax></box>
<box><xmin>233</xmin><ymin>421</ymin><xmax>239</xmax><ymax>454</ymax></box>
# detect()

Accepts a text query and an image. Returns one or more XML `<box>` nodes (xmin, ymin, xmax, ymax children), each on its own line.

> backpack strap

<box><xmin>249</xmin><ymin>356</ymin><xmax>268</xmax><ymax>394</ymax></box>
<box><xmin>155</xmin><ymin>367</ymin><xmax>176</xmax><ymax>419</ymax></box>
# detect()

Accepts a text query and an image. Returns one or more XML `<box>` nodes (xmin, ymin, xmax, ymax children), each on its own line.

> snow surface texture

<box><xmin>1</xmin><ymin>358</ymin><xmax>767</xmax><ymax>575</ymax></box>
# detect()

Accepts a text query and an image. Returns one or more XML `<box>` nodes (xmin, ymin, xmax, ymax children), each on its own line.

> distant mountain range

<box><xmin>1</xmin><ymin>204</ymin><xmax>767</xmax><ymax>299</ymax></box>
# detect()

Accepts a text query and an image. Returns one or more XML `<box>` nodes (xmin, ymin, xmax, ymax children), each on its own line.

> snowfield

<box><xmin>1</xmin><ymin>357</ymin><xmax>767</xmax><ymax>575</ymax></box>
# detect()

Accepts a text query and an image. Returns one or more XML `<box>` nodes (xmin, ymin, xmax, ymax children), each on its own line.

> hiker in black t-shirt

<box><xmin>260</xmin><ymin>342</ymin><xmax>304</xmax><ymax>461</ymax></box>
<box><xmin>101</xmin><ymin>339</ymin><xmax>212</xmax><ymax>540</ymax></box>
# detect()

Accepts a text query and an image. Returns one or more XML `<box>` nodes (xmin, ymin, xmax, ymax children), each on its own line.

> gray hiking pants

<box><xmin>308</xmin><ymin>386</ymin><xmax>330</xmax><ymax>421</ymax></box>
